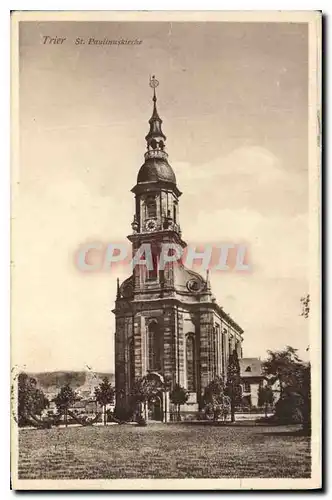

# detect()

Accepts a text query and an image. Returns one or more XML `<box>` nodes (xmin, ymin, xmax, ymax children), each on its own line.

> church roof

<box><xmin>137</xmin><ymin>157</ymin><xmax>176</xmax><ymax>185</ymax></box>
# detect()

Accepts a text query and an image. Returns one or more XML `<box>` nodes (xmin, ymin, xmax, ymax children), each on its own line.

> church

<box><xmin>113</xmin><ymin>77</ymin><xmax>243</xmax><ymax>422</ymax></box>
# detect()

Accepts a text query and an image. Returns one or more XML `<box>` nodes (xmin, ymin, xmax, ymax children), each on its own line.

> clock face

<box><xmin>187</xmin><ymin>278</ymin><xmax>204</xmax><ymax>293</ymax></box>
<box><xmin>145</xmin><ymin>219</ymin><xmax>157</xmax><ymax>232</ymax></box>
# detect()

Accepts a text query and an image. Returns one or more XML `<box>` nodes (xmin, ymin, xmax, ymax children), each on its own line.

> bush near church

<box><xmin>262</xmin><ymin>346</ymin><xmax>311</xmax><ymax>433</ymax></box>
<box><xmin>169</xmin><ymin>384</ymin><xmax>189</xmax><ymax>421</ymax></box>
<box><xmin>202</xmin><ymin>376</ymin><xmax>231</xmax><ymax>422</ymax></box>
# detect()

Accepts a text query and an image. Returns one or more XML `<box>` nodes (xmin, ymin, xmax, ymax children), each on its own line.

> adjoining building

<box><xmin>239</xmin><ymin>358</ymin><xmax>264</xmax><ymax>407</ymax></box>
<box><xmin>113</xmin><ymin>78</ymin><xmax>244</xmax><ymax>421</ymax></box>
<box><xmin>240</xmin><ymin>357</ymin><xmax>281</xmax><ymax>408</ymax></box>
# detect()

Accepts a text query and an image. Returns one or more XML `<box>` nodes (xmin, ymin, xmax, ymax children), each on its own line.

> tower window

<box><xmin>146</xmin><ymin>195</ymin><xmax>157</xmax><ymax>218</ymax></box>
<box><xmin>146</xmin><ymin>246</ymin><xmax>158</xmax><ymax>281</ymax></box>
<box><xmin>173</xmin><ymin>204</ymin><xmax>177</xmax><ymax>223</ymax></box>
<box><xmin>148</xmin><ymin>321</ymin><xmax>163</xmax><ymax>372</ymax></box>
<box><xmin>186</xmin><ymin>334</ymin><xmax>196</xmax><ymax>392</ymax></box>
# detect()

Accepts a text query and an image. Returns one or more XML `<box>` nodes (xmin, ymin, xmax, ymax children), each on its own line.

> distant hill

<box><xmin>27</xmin><ymin>371</ymin><xmax>115</xmax><ymax>392</ymax></box>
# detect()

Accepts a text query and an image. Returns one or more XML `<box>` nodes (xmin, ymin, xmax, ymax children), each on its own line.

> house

<box><xmin>239</xmin><ymin>357</ymin><xmax>281</xmax><ymax>408</ymax></box>
<box><xmin>239</xmin><ymin>358</ymin><xmax>264</xmax><ymax>407</ymax></box>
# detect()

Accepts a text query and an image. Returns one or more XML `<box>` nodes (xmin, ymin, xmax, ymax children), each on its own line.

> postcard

<box><xmin>11</xmin><ymin>10</ymin><xmax>321</xmax><ymax>490</ymax></box>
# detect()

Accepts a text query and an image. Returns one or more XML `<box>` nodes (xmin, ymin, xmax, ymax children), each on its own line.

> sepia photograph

<box><xmin>10</xmin><ymin>10</ymin><xmax>321</xmax><ymax>490</ymax></box>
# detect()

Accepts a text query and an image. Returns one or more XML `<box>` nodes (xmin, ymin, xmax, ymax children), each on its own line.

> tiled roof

<box><xmin>239</xmin><ymin>358</ymin><xmax>263</xmax><ymax>378</ymax></box>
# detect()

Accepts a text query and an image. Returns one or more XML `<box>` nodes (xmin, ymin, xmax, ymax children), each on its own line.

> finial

<box><xmin>116</xmin><ymin>277</ymin><xmax>121</xmax><ymax>299</ymax></box>
<box><xmin>149</xmin><ymin>75</ymin><xmax>159</xmax><ymax>102</ymax></box>
<box><xmin>131</xmin><ymin>214</ymin><xmax>139</xmax><ymax>233</ymax></box>
<box><xmin>206</xmin><ymin>269</ymin><xmax>211</xmax><ymax>292</ymax></box>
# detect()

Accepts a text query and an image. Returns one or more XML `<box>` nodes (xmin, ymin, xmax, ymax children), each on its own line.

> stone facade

<box><xmin>113</xmin><ymin>80</ymin><xmax>243</xmax><ymax>421</ymax></box>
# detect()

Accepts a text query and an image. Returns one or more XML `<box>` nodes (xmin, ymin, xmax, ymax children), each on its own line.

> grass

<box><xmin>18</xmin><ymin>423</ymin><xmax>311</xmax><ymax>479</ymax></box>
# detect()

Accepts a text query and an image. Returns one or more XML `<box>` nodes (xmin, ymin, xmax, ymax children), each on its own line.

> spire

<box><xmin>150</xmin><ymin>78</ymin><xmax>160</xmax><ymax>121</ymax></box>
<box><xmin>145</xmin><ymin>76</ymin><xmax>167</xmax><ymax>159</ymax></box>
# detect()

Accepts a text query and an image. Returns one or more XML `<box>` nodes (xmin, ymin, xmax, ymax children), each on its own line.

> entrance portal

<box><xmin>148</xmin><ymin>393</ymin><xmax>163</xmax><ymax>421</ymax></box>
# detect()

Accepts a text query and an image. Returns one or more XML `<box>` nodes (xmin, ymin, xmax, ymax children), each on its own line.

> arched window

<box><xmin>236</xmin><ymin>340</ymin><xmax>242</xmax><ymax>358</ymax></box>
<box><xmin>186</xmin><ymin>334</ymin><xmax>196</xmax><ymax>392</ymax></box>
<box><xmin>148</xmin><ymin>321</ymin><xmax>162</xmax><ymax>372</ymax></box>
<box><xmin>173</xmin><ymin>204</ymin><xmax>177</xmax><ymax>223</ymax></box>
<box><xmin>222</xmin><ymin>328</ymin><xmax>227</xmax><ymax>378</ymax></box>
<box><xmin>228</xmin><ymin>338</ymin><xmax>232</xmax><ymax>356</ymax></box>
<box><xmin>215</xmin><ymin>324</ymin><xmax>221</xmax><ymax>376</ymax></box>
<box><xmin>146</xmin><ymin>195</ymin><xmax>157</xmax><ymax>218</ymax></box>
<box><xmin>129</xmin><ymin>337</ymin><xmax>135</xmax><ymax>388</ymax></box>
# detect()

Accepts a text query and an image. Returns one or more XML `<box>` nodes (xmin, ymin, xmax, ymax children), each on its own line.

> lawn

<box><xmin>18</xmin><ymin>423</ymin><xmax>311</xmax><ymax>479</ymax></box>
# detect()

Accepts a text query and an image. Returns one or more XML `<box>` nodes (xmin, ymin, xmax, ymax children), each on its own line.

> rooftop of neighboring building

<box><xmin>239</xmin><ymin>357</ymin><xmax>263</xmax><ymax>378</ymax></box>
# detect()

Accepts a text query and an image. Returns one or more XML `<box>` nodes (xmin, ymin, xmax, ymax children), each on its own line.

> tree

<box><xmin>203</xmin><ymin>376</ymin><xmax>230</xmax><ymax>421</ymax></box>
<box><xmin>131</xmin><ymin>375</ymin><xmax>163</xmax><ymax>403</ymax></box>
<box><xmin>225</xmin><ymin>350</ymin><xmax>242</xmax><ymax>423</ymax></box>
<box><xmin>94</xmin><ymin>377</ymin><xmax>115</xmax><ymax>425</ymax></box>
<box><xmin>301</xmin><ymin>363</ymin><xmax>311</xmax><ymax>435</ymax></box>
<box><xmin>131</xmin><ymin>375</ymin><xmax>164</xmax><ymax>421</ymax></box>
<box><xmin>203</xmin><ymin>376</ymin><xmax>224</xmax><ymax>403</ymax></box>
<box><xmin>300</xmin><ymin>294</ymin><xmax>310</xmax><ymax>319</ymax></box>
<box><xmin>263</xmin><ymin>346</ymin><xmax>303</xmax><ymax>397</ymax></box>
<box><xmin>258</xmin><ymin>384</ymin><xmax>274</xmax><ymax>417</ymax></box>
<box><xmin>17</xmin><ymin>373</ymin><xmax>49</xmax><ymax>427</ymax></box>
<box><xmin>262</xmin><ymin>346</ymin><xmax>311</xmax><ymax>433</ymax></box>
<box><xmin>300</xmin><ymin>293</ymin><xmax>311</xmax><ymax>434</ymax></box>
<box><xmin>169</xmin><ymin>384</ymin><xmax>189</xmax><ymax>421</ymax></box>
<box><xmin>53</xmin><ymin>383</ymin><xmax>78</xmax><ymax>427</ymax></box>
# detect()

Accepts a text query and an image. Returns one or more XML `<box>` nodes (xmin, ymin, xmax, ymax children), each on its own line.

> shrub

<box><xmin>275</xmin><ymin>394</ymin><xmax>304</xmax><ymax>424</ymax></box>
<box><xmin>136</xmin><ymin>415</ymin><xmax>147</xmax><ymax>426</ymax></box>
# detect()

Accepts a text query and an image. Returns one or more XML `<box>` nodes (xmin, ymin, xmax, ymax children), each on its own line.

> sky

<box><xmin>14</xmin><ymin>21</ymin><xmax>309</xmax><ymax>372</ymax></box>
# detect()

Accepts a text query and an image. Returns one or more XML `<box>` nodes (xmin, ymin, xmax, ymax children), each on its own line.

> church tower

<box><xmin>113</xmin><ymin>77</ymin><xmax>243</xmax><ymax>421</ymax></box>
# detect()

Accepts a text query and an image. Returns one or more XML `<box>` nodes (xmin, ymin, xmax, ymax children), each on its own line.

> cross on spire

<box><xmin>149</xmin><ymin>75</ymin><xmax>159</xmax><ymax>102</ymax></box>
